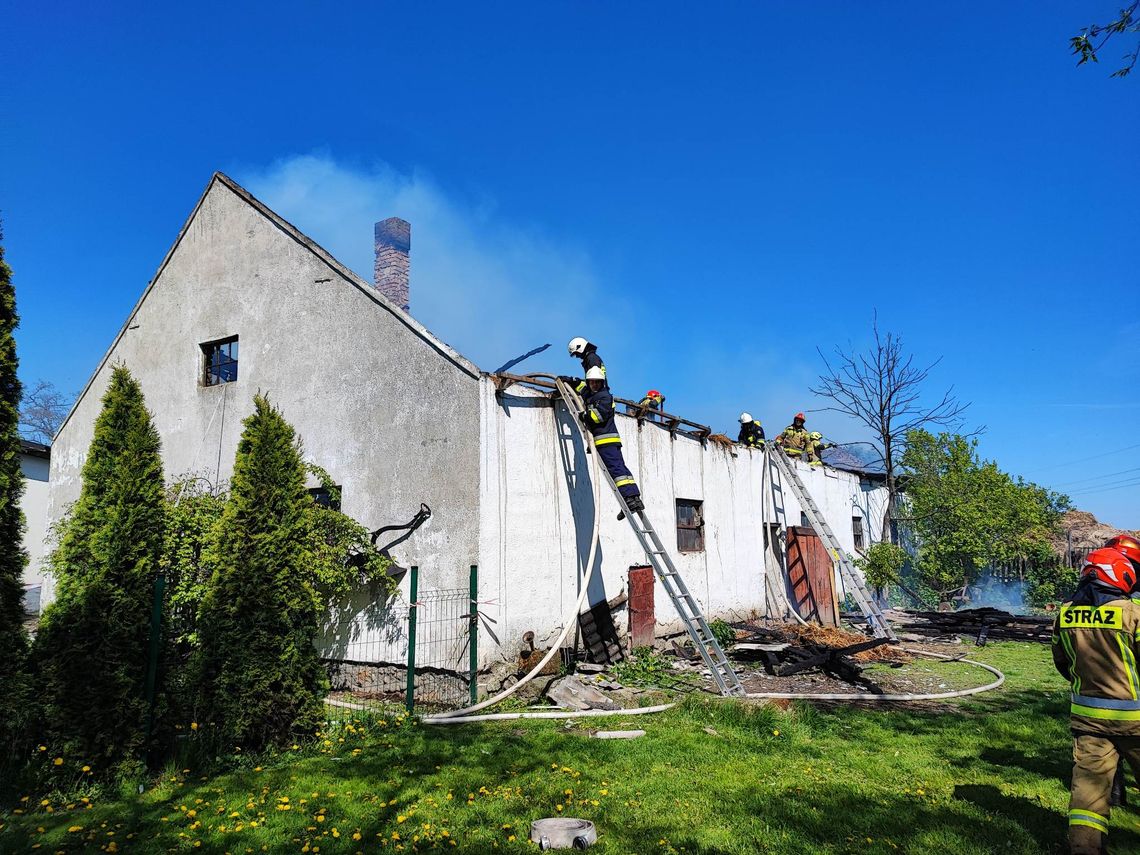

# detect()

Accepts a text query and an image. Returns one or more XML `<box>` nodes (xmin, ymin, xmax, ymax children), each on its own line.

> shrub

<box><xmin>192</xmin><ymin>396</ymin><xmax>327</xmax><ymax>750</ymax></box>
<box><xmin>0</xmin><ymin>226</ymin><xmax>30</xmax><ymax>765</ymax></box>
<box><xmin>32</xmin><ymin>365</ymin><xmax>166</xmax><ymax>770</ymax></box>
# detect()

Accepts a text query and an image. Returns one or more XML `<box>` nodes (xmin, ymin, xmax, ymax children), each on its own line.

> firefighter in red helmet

<box><xmin>1106</xmin><ymin>535</ymin><xmax>1140</xmax><ymax>574</ymax></box>
<box><xmin>1052</xmin><ymin>547</ymin><xmax>1140</xmax><ymax>853</ymax></box>
<box><xmin>777</xmin><ymin>412</ymin><xmax>811</xmax><ymax>458</ymax></box>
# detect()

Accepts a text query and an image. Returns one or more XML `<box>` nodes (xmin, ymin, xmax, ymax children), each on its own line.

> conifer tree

<box><xmin>194</xmin><ymin>395</ymin><xmax>326</xmax><ymax>749</ymax></box>
<box><xmin>33</xmin><ymin>365</ymin><xmax>165</xmax><ymax>767</ymax></box>
<box><xmin>0</xmin><ymin>224</ymin><xmax>30</xmax><ymax>757</ymax></box>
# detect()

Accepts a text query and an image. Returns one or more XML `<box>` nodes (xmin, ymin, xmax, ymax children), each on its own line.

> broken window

<box><xmin>201</xmin><ymin>336</ymin><xmax>239</xmax><ymax>386</ymax></box>
<box><xmin>852</xmin><ymin>516</ymin><xmax>865</xmax><ymax>550</ymax></box>
<box><xmin>308</xmin><ymin>485</ymin><xmax>342</xmax><ymax>512</ymax></box>
<box><xmin>676</xmin><ymin>499</ymin><xmax>705</xmax><ymax>553</ymax></box>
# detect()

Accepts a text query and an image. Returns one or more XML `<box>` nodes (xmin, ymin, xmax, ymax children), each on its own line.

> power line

<box><xmin>1068</xmin><ymin>476</ymin><xmax>1140</xmax><ymax>498</ymax></box>
<box><xmin>1052</xmin><ymin>466</ymin><xmax>1140</xmax><ymax>488</ymax></box>
<box><xmin>1024</xmin><ymin>442</ymin><xmax>1140</xmax><ymax>476</ymax></box>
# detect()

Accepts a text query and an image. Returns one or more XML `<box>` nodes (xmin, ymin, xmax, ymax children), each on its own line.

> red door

<box><xmin>786</xmin><ymin>527</ymin><xmax>838</xmax><ymax>626</ymax></box>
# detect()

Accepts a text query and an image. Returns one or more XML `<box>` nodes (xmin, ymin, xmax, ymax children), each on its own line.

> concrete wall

<box><xmin>20</xmin><ymin>450</ymin><xmax>50</xmax><ymax>607</ymax></box>
<box><xmin>475</xmin><ymin>381</ymin><xmax>889</xmax><ymax>666</ymax></box>
<box><xmin>48</xmin><ymin>177</ymin><xmax>483</xmax><ymax>628</ymax></box>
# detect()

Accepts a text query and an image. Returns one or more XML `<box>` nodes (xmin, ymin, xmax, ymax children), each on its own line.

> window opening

<box><xmin>852</xmin><ymin>516</ymin><xmax>865</xmax><ymax>551</ymax></box>
<box><xmin>676</xmin><ymin>499</ymin><xmax>705</xmax><ymax>553</ymax></box>
<box><xmin>201</xmin><ymin>336</ymin><xmax>239</xmax><ymax>386</ymax></box>
<box><xmin>308</xmin><ymin>485</ymin><xmax>342</xmax><ymax>512</ymax></box>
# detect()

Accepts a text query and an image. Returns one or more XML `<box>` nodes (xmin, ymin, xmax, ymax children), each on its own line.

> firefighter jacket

<box><xmin>582</xmin><ymin>386</ymin><xmax>622</xmax><ymax>447</ymax></box>
<box><xmin>739</xmin><ymin>422</ymin><xmax>766</xmax><ymax>448</ymax></box>
<box><xmin>574</xmin><ymin>347</ymin><xmax>608</xmax><ymax>392</ymax></box>
<box><xmin>637</xmin><ymin>395</ymin><xmax>664</xmax><ymax>411</ymax></box>
<box><xmin>778</xmin><ymin>425</ymin><xmax>810</xmax><ymax>455</ymax></box>
<box><xmin>1052</xmin><ymin>579</ymin><xmax>1140</xmax><ymax>737</ymax></box>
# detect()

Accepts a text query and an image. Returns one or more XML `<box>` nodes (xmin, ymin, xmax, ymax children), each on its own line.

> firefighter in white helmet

<box><xmin>738</xmin><ymin>413</ymin><xmax>765</xmax><ymax>449</ymax></box>
<box><xmin>580</xmin><ymin>366</ymin><xmax>643</xmax><ymax>513</ymax></box>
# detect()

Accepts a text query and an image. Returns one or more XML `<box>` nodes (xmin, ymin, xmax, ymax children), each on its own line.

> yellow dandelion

<box><xmin>190</xmin><ymin>722</ymin><xmax>199</xmax><ymax>731</ymax></box>
<box><xmin>53</xmin><ymin>758</ymin><xmax>63</xmax><ymax>766</ymax></box>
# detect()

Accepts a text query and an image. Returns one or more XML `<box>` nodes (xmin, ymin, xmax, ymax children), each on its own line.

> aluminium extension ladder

<box><xmin>766</xmin><ymin>445</ymin><xmax>896</xmax><ymax>640</ymax></box>
<box><xmin>554</xmin><ymin>379</ymin><xmax>744</xmax><ymax>696</ymax></box>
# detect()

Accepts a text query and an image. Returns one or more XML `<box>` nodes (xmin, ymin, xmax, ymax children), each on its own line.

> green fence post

<box><xmin>144</xmin><ymin>573</ymin><xmax>166</xmax><ymax>763</ymax></box>
<box><xmin>469</xmin><ymin>565</ymin><xmax>479</xmax><ymax>706</ymax></box>
<box><xmin>405</xmin><ymin>566</ymin><xmax>419</xmax><ymax>714</ymax></box>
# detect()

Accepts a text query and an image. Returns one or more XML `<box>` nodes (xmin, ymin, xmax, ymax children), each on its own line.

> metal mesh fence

<box><xmin>323</xmin><ymin>585</ymin><xmax>471</xmax><ymax>718</ymax></box>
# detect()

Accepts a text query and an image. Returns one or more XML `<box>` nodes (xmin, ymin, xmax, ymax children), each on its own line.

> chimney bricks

<box><xmin>374</xmin><ymin>217</ymin><xmax>410</xmax><ymax>312</ymax></box>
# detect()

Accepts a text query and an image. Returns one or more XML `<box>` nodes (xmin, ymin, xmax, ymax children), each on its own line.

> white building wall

<box><xmin>47</xmin><ymin>177</ymin><xmax>483</xmax><ymax>624</ymax></box>
<box><xmin>20</xmin><ymin>450</ymin><xmax>51</xmax><ymax>607</ymax></box>
<box><xmin>476</xmin><ymin>381</ymin><xmax>889</xmax><ymax>666</ymax></box>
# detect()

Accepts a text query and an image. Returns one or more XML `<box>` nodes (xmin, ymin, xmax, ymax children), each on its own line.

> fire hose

<box><xmin>422</xmin><ymin>378</ymin><xmax>1005</xmax><ymax>724</ymax></box>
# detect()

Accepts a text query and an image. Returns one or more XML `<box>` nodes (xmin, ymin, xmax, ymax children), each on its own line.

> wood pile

<box><xmin>885</xmin><ymin>607</ymin><xmax>1054</xmax><ymax>644</ymax></box>
<box><xmin>731</xmin><ymin>624</ymin><xmax>907</xmax><ymax>686</ymax></box>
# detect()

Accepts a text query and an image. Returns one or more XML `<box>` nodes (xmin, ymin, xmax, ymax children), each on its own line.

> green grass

<box><xmin>2</xmin><ymin>642</ymin><xmax>1138</xmax><ymax>854</ymax></box>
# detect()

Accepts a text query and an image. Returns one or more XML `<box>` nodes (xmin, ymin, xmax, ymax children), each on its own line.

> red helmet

<box><xmin>1081</xmin><ymin>547</ymin><xmax>1138</xmax><ymax>595</ymax></box>
<box><xmin>647</xmin><ymin>390</ymin><xmax>661</xmax><ymax>399</ymax></box>
<box><xmin>794</xmin><ymin>412</ymin><xmax>805</xmax><ymax>421</ymax></box>
<box><xmin>1106</xmin><ymin>535</ymin><xmax>1140</xmax><ymax>571</ymax></box>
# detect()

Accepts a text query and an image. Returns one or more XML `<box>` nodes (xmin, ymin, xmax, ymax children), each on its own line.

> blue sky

<box><xmin>3</xmin><ymin>1</ymin><xmax>1138</xmax><ymax>526</ymax></box>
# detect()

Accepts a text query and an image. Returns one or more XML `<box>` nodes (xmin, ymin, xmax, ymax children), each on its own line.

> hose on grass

<box><xmin>423</xmin><ymin>377</ymin><xmax>1006</xmax><ymax>724</ymax></box>
<box><xmin>742</xmin><ymin>647</ymin><xmax>1005</xmax><ymax>702</ymax></box>
<box><xmin>423</xmin><ymin>378</ymin><xmax>604</xmax><ymax>723</ymax></box>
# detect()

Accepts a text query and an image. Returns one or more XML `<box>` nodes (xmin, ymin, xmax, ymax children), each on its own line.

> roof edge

<box><xmin>55</xmin><ymin>171</ymin><xmax>482</xmax><ymax>440</ymax></box>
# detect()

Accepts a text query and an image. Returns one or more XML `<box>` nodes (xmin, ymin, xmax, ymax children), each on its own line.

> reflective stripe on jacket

<box><xmin>574</xmin><ymin>350</ymin><xmax>608</xmax><ymax>392</ymax></box>
<box><xmin>582</xmin><ymin>387</ymin><xmax>622</xmax><ymax>447</ymax></box>
<box><xmin>779</xmin><ymin>426</ymin><xmax>809</xmax><ymax>454</ymax></box>
<box><xmin>738</xmin><ymin>423</ymin><xmax>765</xmax><ymax>448</ymax></box>
<box><xmin>1052</xmin><ymin>586</ymin><xmax>1140</xmax><ymax>736</ymax></box>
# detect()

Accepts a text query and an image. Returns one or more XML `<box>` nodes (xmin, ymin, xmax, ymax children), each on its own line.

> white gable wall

<box><xmin>475</xmin><ymin>381</ymin><xmax>889</xmax><ymax>665</ymax></box>
<box><xmin>47</xmin><ymin>179</ymin><xmax>482</xmax><ymax>607</ymax></box>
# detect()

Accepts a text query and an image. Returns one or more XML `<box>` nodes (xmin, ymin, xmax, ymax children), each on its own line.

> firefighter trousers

<box><xmin>596</xmin><ymin>444</ymin><xmax>640</xmax><ymax>499</ymax></box>
<box><xmin>1069</xmin><ymin>734</ymin><xmax>1140</xmax><ymax>853</ymax></box>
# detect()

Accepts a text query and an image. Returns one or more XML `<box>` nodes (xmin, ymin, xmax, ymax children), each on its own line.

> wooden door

<box><xmin>786</xmin><ymin>526</ymin><xmax>838</xmax><ymax>626</ymax></box>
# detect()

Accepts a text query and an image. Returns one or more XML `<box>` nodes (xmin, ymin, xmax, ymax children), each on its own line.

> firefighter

<box><xmin>1107</xmin><ymin>535</ymin><xmax>1140</xmax><ymax>575</ymax></box>
<box><xmin>580</xmin><ymin>366</ymin><xmax>644</xmax><ymax>513</ymax></box>
<box><xmin>805</xmin><ymin>431</ymin><xmax>833</xmax><ymax>467</ymax></box>
<box><xmin>1104</xmin><ymin>534</ymin><xmax>1140</xmax><ymax>808</ymax></box>
<box><xmin>564</xmin><ymin>337</ymin><xmax>607</xmax><ymax>392</ymax></box>
<box><xmin>1052</xmin><ymin>547</ymin><xmax>1140</xmax><ymax>854</ymax></box>
<box><xmin>638</xmin><ymin>390</ymin><xmax>665</xmax><ymax>411</ymax></box>
<box><xmin>738</xmin><ymin>413</ymin><xmax>765</xmax><ymax>449</ymax></box>
<box><xmin>776</xmin><ymin>412</ymin><xmax>811</xmax><ymax>458</ymax></box>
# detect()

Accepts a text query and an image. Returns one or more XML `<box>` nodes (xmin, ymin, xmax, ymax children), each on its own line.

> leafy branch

<box><xmin>1071</xmin><ymin>2</ymin><xmax>1140</xmax><ymax>78</ymax></box>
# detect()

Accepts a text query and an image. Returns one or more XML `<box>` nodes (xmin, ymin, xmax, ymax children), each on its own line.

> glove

<box><xmin>557</xmin><ymin>375</ymin><xmax>577</xmax><ymax>387</ymax></box>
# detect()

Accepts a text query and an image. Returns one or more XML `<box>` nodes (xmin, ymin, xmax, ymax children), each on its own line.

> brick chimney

<box><xmin>374</xmin><ymin>217</ymin><xmax>410</xmax><ymax>312</ymax></box>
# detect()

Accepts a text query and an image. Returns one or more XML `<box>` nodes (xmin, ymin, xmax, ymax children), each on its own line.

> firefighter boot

<box><xmin>625</xmin><ymin>496</ymin><xmax>645</xmax><ymax>514</ymax></box>
<box><xmin>1068</xmin><ymin>824</ymin><xmax>1105</xmax><ymax>855</ymax></box>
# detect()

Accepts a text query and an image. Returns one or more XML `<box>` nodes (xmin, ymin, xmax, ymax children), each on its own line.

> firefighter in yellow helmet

<box><xmin>805</xmin><ymin>431</ymin><xmax>833</xmax><ymax>467</ymax></box>
<box><xmin>1052</xmin><ymin>547</ymin><xmax>1140</xmax><ymax>854</ymax></box>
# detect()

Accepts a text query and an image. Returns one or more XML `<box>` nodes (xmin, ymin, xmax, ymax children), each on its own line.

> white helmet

<box><xmin>567</xmin><ymin>337</ymin><xmax>589</xmax><ymax>356</ymax></box>
<box><xmin>739</xmin><ymin>412</ymin><xmax>753</xmax><ymax>424</ymax></box>
<box><xmin>585</xmin><ymin>366</ymin><xmax>606</xmax><ymax>381</ymax></box>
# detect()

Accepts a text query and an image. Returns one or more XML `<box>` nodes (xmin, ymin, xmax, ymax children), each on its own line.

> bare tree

<box><xmin>810</xmin><ymin>317</ymin><xmax>974</xmax><ymax>543</ymax></box>
<box><xmin>18</xmin><ymin>380</ymin><xmax>71</xmax><ymax>444</ymax></box>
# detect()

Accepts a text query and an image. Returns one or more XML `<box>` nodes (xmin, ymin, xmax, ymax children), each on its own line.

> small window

<box><xmin>852</xmin><ymin>516</ymin><xmax>865</xmax><ymax>551</ymax></box>
<box><xmin>800</xmin><ymin>511</ymin><xmax>809</xmax><ymax>528</ymax></box>
<box><xmin>309</xmin><ymin>485</ymin><xmax>342</xmax><ymax>511</ymax></box>
<box><xmin>676</xmin><ymin>499</ymin><xmax>705</xmax><ymax>553</ymax></box>
<box><xmin>201</xmin><ymin>336</ymin><xmax>239</xmax><ymax>386</ymax></box>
